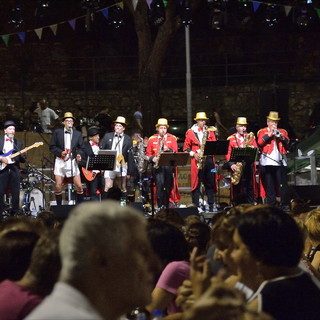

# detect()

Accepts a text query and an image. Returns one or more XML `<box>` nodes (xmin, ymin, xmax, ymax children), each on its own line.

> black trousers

<box><xmin>232</xmin><ymin>163</ymin><xmax>255</xmax><ymax>205</ymax></box>
<box><xmin>0</xmin><ymin>165</ymin><xmax>21</xmax><ymax>214</ymax></box>
<box><xmin>260</xmin><ymin>165</ymin><xmax>288</xmax><ymax>206</ymax></box>
<box><xmin>88</xmin><ymin>174</ymin><xmax>105</xmax><ymax>201</ymax></box>
<box><xmin>153</xmin><ymin>166</ymin><xmax>174</xmax><ymax>208</ymax></box>
<box><xmin>192</xmin><ymin>157</ymin><xmax>216</xmax><ymax>207</ymax></box>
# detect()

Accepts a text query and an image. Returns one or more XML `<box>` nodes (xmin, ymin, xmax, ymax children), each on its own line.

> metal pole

<box><xmin>185</xmin><ymin>25</ymin><xmax>192</xmax><ymax>128</ymax></box>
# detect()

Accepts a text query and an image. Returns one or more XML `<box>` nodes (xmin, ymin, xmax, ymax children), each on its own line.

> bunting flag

<box><xmin>35</xmin><ymin>28</ymin><xmax>43</xmax><ymax>40</ymax></box>
<box><xmin>50</xmin><ymin>24</ymin><xmax>58</xmax><ymax>36</ymax></box>
<box><xmin>163</xmin><ymin>0</ymin><xmax>168</xmax><ymax>7</ymax></box>
<box><xmin>252</xmin><ymin>1</ymin><xmax>261</xmax><ymax>12</ymax></box>
<box><xmin>18</xmin><ymin>32</ymin><xmax>26</xmax><ymax>44</ymax></box>
<box><xmin>146</xmin><ymin>0</ymin><xmax>152</xmax><ymax>9</ymax></box>
<box><xmin>118</xmin><ymin>2</ymin><xmax>124</xmax><ymax>9</ymax></box>
<box><xmin>101</xmin><ymin>8</ymin><xmax>109</xmax><ymax>20</ymax></box>
<box><xmin>1</xmin><ymin>35</ymin><xmax>9</xmax><ymax>46</ymax></box>
<box><xmin>68</xmin><ymin>19</ymin><xmax>77</xmax><ymax>30</ymax></box>
<box><xmin>316</xmin><ymin>8</ymin><xmax>320</xmax><ymax>18</ymax></box>
<box><xmin>284</xmin><ymin>6</ymin><xmax>292</xmax><ymax>17</ymax></box>
<box><xmin>132</xmin><ymin>0</ymin><xmax>138</xmax><ymax>11</ymax></box>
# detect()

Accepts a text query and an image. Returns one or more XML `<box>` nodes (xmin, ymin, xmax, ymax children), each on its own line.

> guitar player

<box><xmin>0</xmin><ymin>120</ymin><xmax>26</xmax><ymax>216</ymax></box>
<box><xmin>80</xmin><ymin>127</ymin><xmax>105</xmax><ymax>201</ymax></box>
<box><xmin>100</xmin><ymin>116</ymin><xmax>134</xmax><ymax>197</ymax></box>
<box><xmin>49</xmin><ymin>112</ymin><xmax>85</xmax><ymax>206</ymax></box>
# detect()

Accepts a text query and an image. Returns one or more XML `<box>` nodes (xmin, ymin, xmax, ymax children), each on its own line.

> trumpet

<box><xmin>273</xmin><ymin>129</ymin><xmax>282</xmax><ymax>138</ymax></box>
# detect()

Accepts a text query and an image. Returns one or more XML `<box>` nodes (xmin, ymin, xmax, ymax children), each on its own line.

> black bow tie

<box><xmin>65</xmin><ymin>131</ymin><xmax>71</xmax><ymax>134</ymax></box>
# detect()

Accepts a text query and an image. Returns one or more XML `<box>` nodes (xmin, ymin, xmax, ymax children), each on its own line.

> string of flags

<box><xmin>1</xmin><ymin>0</ymin><xmax>320</xmax><ymax>46</ymax></box>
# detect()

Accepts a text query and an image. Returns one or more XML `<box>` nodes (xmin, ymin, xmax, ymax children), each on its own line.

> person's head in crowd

<box><xmin>147</xmin><ymin>219</ymin><xmax>190</xmax><ymax>270</ymax></box>
<box><xmin>290</xmin><ymin>199</ymin><xmax>311</xmax><ymax>221</ymax></box>
<box><xmin>304</xmin><ymin>209</ymin><xmax>320</xmax><ymax>247</ymax></box>
<box><xmin>39</xmin><ymin>99</ymin><xmax>49</xmax><ymax>110</ymax></box>
<box><xmin>104</xmin><ymin>186</ymin><xmax>123</xmax><ymax>201</ymax></box>
<box><xmin>154</xmin><ymin>208</ymin><xmax>185</xmax><ymax>230</ymax></box>
<box><xmin>0</xmin><ymin>216</ymin><xmax>45</xmax><ymax>234</ymax></box>
<box><xmin>232</xmin><ymin>205</ymin><xmax>303</xmax><ymax>277</ymax></box>
<box><xmin>37</xmin><ymin>211</ymin><xmax>63</xmax><ymax>230</ymax></box>
<box><xmin>55</xmin><ymin>201</ymin><xmax>157</xmax><ymax>319</ymax></box>
<box><xmin>184</xmin><ymin>222</ymin><xmax>211</xmax><ymax>254</ymax></box>
<box><xmin>0</xmin><ymin>229</ymin><xmax>40</xmax><ymax>282</ymax></box>
<box><xmin>17</xmin><ymin>230</ymin><xmax>61</xmax><ymax>296</ymax></box>
<box><xmin>184</xmin><ymin>215</ymin><xmax>201</xmax><ymax>228</ymax></box>
<box><xmin>210</xmin><ymin>213</ymin><xmax>239</xmax><ymax>276</ymax></box>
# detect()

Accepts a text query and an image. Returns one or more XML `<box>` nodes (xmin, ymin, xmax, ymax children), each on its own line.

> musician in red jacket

<box><xmin>257</xmin><ymin>111</ymin><xmax>290</xmax><ymax>208</ymax></box>
<box><xmin>225</xmin><ymin>117</ymin><xmax>258</xmax><ymax>205</ymax></box>
<box><xmin>183</xmin><ymin>112</ymin><xmax>217</xmax><ymax>211</ymax></box>
<box><xmin>146</xmin><ymin>118</ymin><xmax>180</xmax><ymax>208</ymax></box>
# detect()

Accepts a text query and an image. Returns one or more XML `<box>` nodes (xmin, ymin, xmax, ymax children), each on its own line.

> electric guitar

<box><xmin>81</xmin><ymin>167</ymin><xmax>100</xmax><ymax>182</ymax></box>
<box><xmin>0</xmin><ymin>142</ymin><xmax>44</xmax><ymax>171</ymax></box>
<box><xmin>116</xmin><ymin>154</ymin><xmax>126</xmax><ymax>168</ymax></box>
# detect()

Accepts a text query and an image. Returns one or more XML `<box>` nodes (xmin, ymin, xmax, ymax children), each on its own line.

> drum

<box><xmin>20</xmin><ymin>188</ymin><xmax>45</xmax><ymax>216</ymax></box>
<box><xmin>28</xmin><ymin>173</ymin><xmax>42</xmax><ymax>186</ymax></box>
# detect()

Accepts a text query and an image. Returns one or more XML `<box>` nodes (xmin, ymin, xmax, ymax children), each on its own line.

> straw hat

<box><xmin>155</xmin><ymin>118</ymin><xmax>169</xmax><ymax>128</ymax></box>
<box><xmin>236</xmin><ymin>117</ymin><xmax>248</xmax><ymax>125</ymax></box>
<box><xmin>194</xmin><ymin>112</ymin><xmax>209</xmax><ymax>121</ymax></box>
<box><xmin>267</xmin><ymin>111</ymin><xmax>280</xmax><ymax>121</ymax></box>
<box><xmin>114</xmin><ymin>116</ymin><xmax>127</xmax><ymax>125</ymax></box>
<box><xmin>62</xmin><ymin>112</ymin><xmax>76</xmax><ymax>121</ymax></box>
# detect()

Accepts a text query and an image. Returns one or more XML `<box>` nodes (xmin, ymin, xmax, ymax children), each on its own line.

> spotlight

<box><xmin>180</xmin><ymin>1</ymin><xmax>193</xmax><ymax>26</ymax></box>
<box><xmin>8</xmin><ymin>3</ymin><xmax>24</xmax><ymax>29</ymax></box>
<box><xmin>35</xmin><ymin>0</ymin><xmax>50</xmax><ymax>22</ymax></box>
<box><xmin>292</xmin><ymin>3</ymin><xmax>318</xmax><ymax>28</ymax></box>
<box><xmin>108</xmin><ymin>6</ymin><xmax>125</xmax><ymax>29</ymax></box>
<box><xmin>150</xmin><ymin>0</ymin><xmax>165</xmax><ymax>27</ymax></box>
<box><xmin>210</xmin><ymin>8</ymin><xmax>225</xmax><ymax>30</ymax></box>
<box><xmin>261</xmin><ymin>4</ymin><xmax>285</xmax><ymax>29</ymax></box>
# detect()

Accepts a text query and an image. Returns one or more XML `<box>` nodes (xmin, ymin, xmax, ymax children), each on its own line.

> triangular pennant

<box><xmin>18</xmin><ymin>32</ymin><xmax>26</xmax><ymax>44</ymax></box>
<box><xmin>50</xmin><ymin>24</ymin><xmax>58</xmax><ymax>35</ymax></box>
<box><xmin>118</xmin><ymin>2</ymin><xmax>124</xmax><ymax>9</ymax></box>
<box><xmin>68</xmin><ymin>19</ymin><xmax>77</xmax><ymax>30</ymax></box>
<box><xmin>163</xmin><ymin>0</ymin><xmax>168</xmax><ymax>7</ymax></box>
<box><xmin>284</xmin><ymin>6</ymin><xmax>292</xmax><ymax>16</ymax></box>
<box><xmin>132</xmin><ymin>0</ymin><xmax>138</xmax><ymax>10</ymax></box>
<box><xmin>252</xmin><ymin>1</ymin><xmax>261</xmax><ymax>12</ymax></box>
<box><xmin>316</xmin><ymin>8</ymin><xmax>320</xmax><ymax>18</ymax></box>
<box><xmin>101</xmin><ymin>8</ymin><xmax>109</xmax><ymax>20</ymax></box>
<box><xmin>1</xmin><ymin>34</ymin><xmax>10</xmax><ymax>46</ymax></box>
<box><xmin>35</xmin><ymin>28</ymin><xmax>43</xmax><ymax>40</ymax></box>
<box><xmin>146</xmin><ymin>0</ymin><xmax>152</xmax><ymax>9</ymax></box>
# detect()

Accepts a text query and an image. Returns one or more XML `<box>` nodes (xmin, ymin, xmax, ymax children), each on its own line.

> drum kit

<box><xmin>18</xmin><ymin>163</ymin><xmax>55</xmax><ymax>217</ymax></box>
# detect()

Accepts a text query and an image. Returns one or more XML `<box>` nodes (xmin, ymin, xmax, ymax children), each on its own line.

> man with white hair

<box><xmin>26</xmin><ymin>201</ymin><xmax>157</xmax><ymax>320</ymax></box>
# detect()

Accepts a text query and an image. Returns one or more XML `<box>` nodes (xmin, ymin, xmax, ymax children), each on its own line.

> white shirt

<box><xmin>40</xmin><ymin>108</ymin><xmax>59</xmax><ymax>133</ymax></box>
<box><xmin>26</xmin><ymin>282</ymin><xmax>104</xmax><ymax>320</ymax></box>
<box><xmin>3</xmin><ymin>136</ymin><xmax>15</xmax><ymax>164</ymax></box>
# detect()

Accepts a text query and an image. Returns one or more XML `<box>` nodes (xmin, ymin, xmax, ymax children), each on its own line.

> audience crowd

<box><xmin>0</xmin><ymin>199</ymin><xmax>320</xmax><ymax>320</ymax></box>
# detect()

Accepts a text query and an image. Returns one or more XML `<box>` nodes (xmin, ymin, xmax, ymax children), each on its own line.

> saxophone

<box><xmin>137</xmin><ymin>135</ymin><xmax>148</xmax><ymax>173</ymax></box>
<box><xmin>197</xmin><ymin>126</ymin><xmax>217</xmax><ymax>169</ymax></box>
<box><xmin>154</xmin><ymin>136</ymin><xmax>164</xmax><ymax>169</ymax></box>
<box><xmin>231</xmin><ymin>132</ymin><xmax>255</xmax><ymax>185</ymax></box>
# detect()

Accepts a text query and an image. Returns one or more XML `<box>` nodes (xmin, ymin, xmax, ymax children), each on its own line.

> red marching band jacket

<box><xmin>146</xmin><ymin>133</ymin><xmax>180</xmax><ymax>202</ymax></box>
<box><xmin>225</xmin><ymin>132</ymin><xmax>259</xmax><ymax>200</ymax></box>
<box><xmin>257</xmin><ymin>127</ymin><xmax>290</xmax><ymax>198</ymax></box>
<box><xmin>183</xmin><ymin>127</ymin><xmax>217</xmax><ymax>191</ymax></box>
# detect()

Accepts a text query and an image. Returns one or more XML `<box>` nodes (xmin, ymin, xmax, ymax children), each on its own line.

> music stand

<box><xmin>204</xmin><ymin>140</ymin><xmax>229</xmax><ymax>157</ymax></box>
<box><xmin>86</xmin><ymin>150</ymin><xmax>117</xmax><ymax>171</ymax></box>
<box><xmin>229</xmin><ymin>147</ymin><xmax>258</xmax><ymax>164</ymax></box>
<box><xmin>157</xmin><ymin>152</ymin><xmax>189</xmax><ymax>167</ymax></box>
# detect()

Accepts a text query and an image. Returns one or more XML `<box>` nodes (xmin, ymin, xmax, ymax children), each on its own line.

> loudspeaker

<box><xmin>50</xmin><ymin>205</ymin><xmax>76</xmax><ymax>219</ymax></box>
<box><xmin>289</xmin><ymin>185</ymin><xmax>320</xmax><ymax>205</ymax></box>
<box><xmin>174</xmin><ymin>207</ymin><xmax>199</xmax><ymax>219</ymax></box>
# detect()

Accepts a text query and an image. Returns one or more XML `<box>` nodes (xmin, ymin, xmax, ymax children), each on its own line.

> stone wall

<box><xmin>2</xmin><ymin>81</ymin><xmax>319</xmax><ymax>139</ymax></box>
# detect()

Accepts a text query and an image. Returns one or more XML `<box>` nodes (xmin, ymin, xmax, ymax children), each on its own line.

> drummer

<box><xmin>0</xmin><ymin>120</ymin><xmax>26</xmax><ymax>216</ymax></box>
